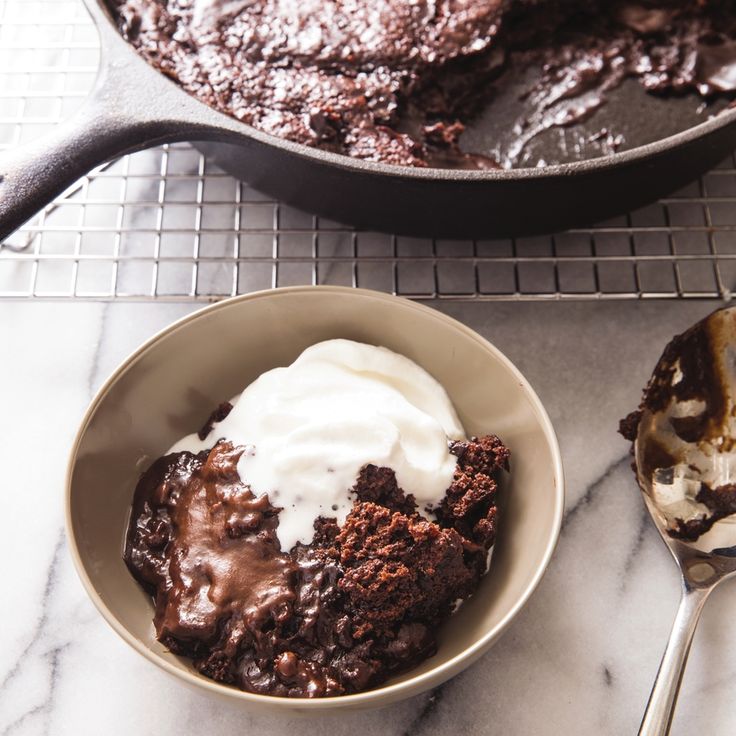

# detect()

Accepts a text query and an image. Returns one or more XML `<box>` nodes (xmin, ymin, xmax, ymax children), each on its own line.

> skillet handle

<box><xmin>0</xmin><ymin>63</ymin><xmax>184</xmax><ymax>244</ymax></box>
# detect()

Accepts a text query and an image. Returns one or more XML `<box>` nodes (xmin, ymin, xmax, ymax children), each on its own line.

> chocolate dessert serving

<box><xmin>109</xmin><ymin>0</ymin><xmax>736</xmax><ymax>168</ymax></box>
<box><xmin>123</xmin><ymin>340</ymin><xmax>511</xmax><ymax>697</ymax></box>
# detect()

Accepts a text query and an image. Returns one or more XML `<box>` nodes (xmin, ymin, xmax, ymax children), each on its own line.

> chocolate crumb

<box><xmin>198</xmin><ymin>401</ymin><xmax>233</xmax><ymax>440</ymax></box>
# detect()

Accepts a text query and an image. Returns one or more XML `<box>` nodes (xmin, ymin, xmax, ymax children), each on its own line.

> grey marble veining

<box><xmin>3</xmin><ymin>299</ymin><xmax>736</xmax><ymax>735</ymax></box>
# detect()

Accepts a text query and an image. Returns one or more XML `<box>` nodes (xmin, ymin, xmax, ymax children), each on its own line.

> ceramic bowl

<box><xmin>66</xmin><ymin>286</ymin><xmax>564</xmax><ymax>713</ymax></box>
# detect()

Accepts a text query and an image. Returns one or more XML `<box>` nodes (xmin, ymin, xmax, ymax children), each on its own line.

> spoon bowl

<box><xmin>627</xmin><ymin>306</ymin><xmax>736</xmax><ymax>735</ymax></box>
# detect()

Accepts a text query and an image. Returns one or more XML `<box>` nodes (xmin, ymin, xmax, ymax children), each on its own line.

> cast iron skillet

<box><xmin>1</xmin><ymin>0</ymin><xmax>736</xmax><ymax>240</ymax></box>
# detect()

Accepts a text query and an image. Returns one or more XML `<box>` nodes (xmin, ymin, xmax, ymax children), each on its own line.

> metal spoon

<box><xmin>630</xmin><ymin>306</ymin><xmax>736</xmax><ymax>736</ymax></box>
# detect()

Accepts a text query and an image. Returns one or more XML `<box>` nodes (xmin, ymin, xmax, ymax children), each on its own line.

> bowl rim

<box><xmin>65</xmin><ymin>285</ymin><xmax>565</xmax><ymax>709</ymax></box>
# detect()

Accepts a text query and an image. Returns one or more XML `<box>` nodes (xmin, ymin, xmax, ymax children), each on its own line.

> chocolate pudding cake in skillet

<box><xmin>124</xmin><ymin>339</ymin><xmax>511</xmax><ymax>697</ymax></box>
<box><xmin>109</xmin><ymin>0</ymin><xmax>736</xmax><ymax>168</ymax></box>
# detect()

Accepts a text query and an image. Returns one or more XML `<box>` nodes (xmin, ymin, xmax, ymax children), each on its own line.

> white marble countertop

<box><xmin>3</xmin><ymin>297</ymin><xmax>736</xmax><ymax>735</ymax></box>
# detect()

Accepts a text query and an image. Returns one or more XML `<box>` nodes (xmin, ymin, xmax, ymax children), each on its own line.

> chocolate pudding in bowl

<box><xmin>66</xmin><ymin>287</ymin><xmax>563</xmax><ymax>711</ymax></box>
<box><xmin>124</xmin><ymin>339</ymin><xmax>509</xmax><ymax>697</ymax></box>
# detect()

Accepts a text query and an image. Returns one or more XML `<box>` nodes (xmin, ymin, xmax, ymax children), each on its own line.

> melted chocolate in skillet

<box><xmin>110</xmin><ymin>0</ymin><xmax>736</xmax><ymax>167</ymax></box>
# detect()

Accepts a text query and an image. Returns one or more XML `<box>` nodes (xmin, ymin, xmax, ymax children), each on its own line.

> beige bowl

<box><xmin>66</xmin><ymin>286</ymin><xmax>564</xmax><ymax>713</ymax></box>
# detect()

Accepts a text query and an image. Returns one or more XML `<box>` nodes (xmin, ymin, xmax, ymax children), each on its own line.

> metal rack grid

<box><xmin>2</xmin><ymin>0</ymin><xmax>736</xmax><ymax>302</ymax></box>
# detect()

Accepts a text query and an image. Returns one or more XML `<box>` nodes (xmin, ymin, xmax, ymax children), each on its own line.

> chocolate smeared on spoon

<box><xmin>621</xmin><ymin>307</ymin><xmax>736</xmax><ymax>548</ymax></box>
<box><xmin>621</xmin><ymin>307</ymin><xmax>736</xmax><ymax>736</ymax></box>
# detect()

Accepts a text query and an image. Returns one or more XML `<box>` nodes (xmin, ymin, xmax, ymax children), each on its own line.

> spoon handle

<box><xmin>638</xmin><ymin>583</ymin><xmax>712</xmax><ymax>736</ymax></box>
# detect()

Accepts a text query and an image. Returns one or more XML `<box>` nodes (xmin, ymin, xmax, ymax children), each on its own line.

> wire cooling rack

<box><xmin>2</xmin><ymin>0</ymin><xmax>736</xmax><ymax>301</ymax></box>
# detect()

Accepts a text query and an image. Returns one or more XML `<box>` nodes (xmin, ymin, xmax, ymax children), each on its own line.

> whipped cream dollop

<box><xmin>169</xmin><ymin>339</ymin><xmax>465</xmax><ymax>550</ymax></box>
